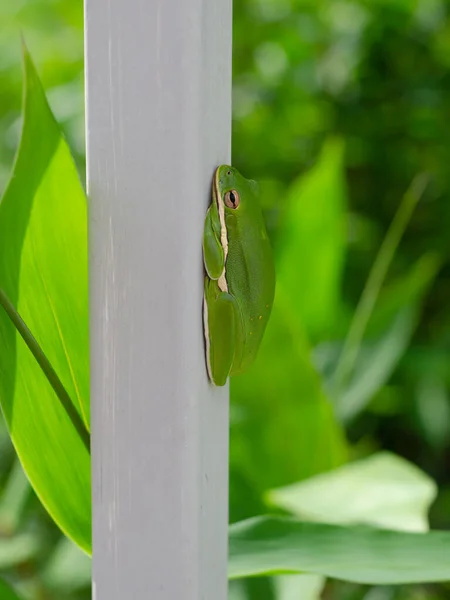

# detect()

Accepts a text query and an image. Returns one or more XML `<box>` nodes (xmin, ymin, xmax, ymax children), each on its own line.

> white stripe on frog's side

<box><xmin>214</xmin><ymin>168</ymin><xmax>229</xmax><ymax>293</ymax></box>
<box><xmin>203</xmin><ymin>291</ymin><xmax>214</xmax><ymax>384</ymax></box>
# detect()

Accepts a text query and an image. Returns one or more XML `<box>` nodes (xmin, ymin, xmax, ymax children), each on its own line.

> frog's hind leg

<box><xmin>203</xmin><ymin>278</ymin><xmax>238</xmax><ymax>386</ymax></box>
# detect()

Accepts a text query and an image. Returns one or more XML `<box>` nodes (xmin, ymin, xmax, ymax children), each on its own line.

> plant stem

<box><xmin>0</xmin><ymin>287</ymin><xmax>90</xmax><ymax>454</ymax></box>
<box><xmin>332</xmin><ymin>173</ymin><xmax>429</xmax><ymax>396</ymax></box>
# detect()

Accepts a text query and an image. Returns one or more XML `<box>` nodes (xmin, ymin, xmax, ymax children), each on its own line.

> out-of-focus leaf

<box><xmin>276</xmin><ymin>138</ymin><xmax>347</xmax><ymax>338</ymax></box>
<box><xmin>336</xmin><ymin>307</ymin><xmax>416</xmax><ymax>422</ymax></box>
<box><xmin>335</xmin><ymin>253</ymin><xmax>439</xmax><ymax>422</ymax></box>
<box><xmin>267</xmin><ymin>452</ymin><xmax>436</xmax><ymax>532</ymax></box>
<box><xmin>361</xmin><ymin>589</ymin><xmax>395</xmax><ymax>600</ymax></box>
<box><xmin>0</xmin><ymin>579</ymin><xmax>24</xmax><ymax>600</ymax></box>
<box><xmin>0</xmin><ymin>534</ymin><xmax>39</xmax><ymax>569</ymax></box>
<box><xmin>43</xmin><ymin>537</ymin><xmax>91</xmax><ymax>593</ymax></box>
<box><xmin>332</xmin><ymin>174</ymin><xmax>429</xmax><ymax>397</ymax></box>
<box><xmin>230</xmin><ymin>284</ymin><xmax>347</xmax><ymax>522</ymax></box>
<box><xmin>228</xmin><ymin>581</ymin><xmax>247</xmax><ymax>600</ymax></box>
<box><xmin>228</xmin><ymin>516</ymin><xmax>450</xmax><ymax>584</ymax></box>
<box><xmin>0</xmin><ymin>460</ymin><xmax>29</xmax><ymax>534</ymax></box>
<box><xmin>241</xmin><ymin>578</ymin><xmax>274</xmax><ymax>600</ymax></box>
<box><xmin>415</xmin><ymin>376</ymin><xmax>450</xmax><ymax>450</ymax></box>
<box><xmin>0</xmin><ymin>48</ymin><xmax>90</xmax><ymax>551</ymax></box>
<box><xmin>365</xmin><ymin>253</ymin><xmax>440</xmax><ymax>337</ymax></box>
<box><xmin>274</xmin><ymin>574</ymin><xmax>324</xmax><ymax>600</ymax></box>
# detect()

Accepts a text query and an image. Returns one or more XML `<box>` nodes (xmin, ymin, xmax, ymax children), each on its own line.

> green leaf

<box><xmin>0</xmin><ymin>47</ymin><xmax>90</xmax><ymax>551</ymax></box>
<box><xmin>0</xmin><ymin>534</ymin><xmax>39</xmax><ymax>569</ymax></box>
<box><xmin>0</xmin><ymin>579</ymin><xmax>24</xmax><ymax>600</ymax></box>
<box><xmin>228</xmin><ymin>517</ymin><xmax>450</xmax><ymax>584</ymax></box>
<box><xmin>228</xmin><ymin>581</ymin><xmax>247</xmax><ymax>600</ymax></box>
<box><xmin>335</xmin><ymin>253</ymin><xmax>439</xmax><ymax>422</ymax></box>
<box><xmin>43</xmin><ymin>537</ymin><xmax>91</xmax><ymax>593</ymax></box>
<box><xmin>336</xmin><ymin>307</ymin><xmax>416</xmax><ymax>422</ymax></box>
<box><xmin>365</xmin><ymin>252</ymin><xmax>440</xmax><ymax>337</ymax></box>
<box><xmin>415</xmin><ymin>375</ymin><xmax>450</xmax><ymax>449</ymax></box>
<box><xmin>267</xmin><ymin>452</ymin><xmax>436</xmax><ymax>532</ymax></box>
<box><xmin>276</xmin><ymin>138</ymin><xmax>347</xmax><ymax>338</ymax></box>
<box><xmin>274</xmin><ymin>574</ymin><xmax>324</xmax><ymax>600</ymax></box>
<box><xmin>332</xmin><ymin>174</ymin><xmax>429</xmax><ymax>396</ymax></box>
<box><xmin>0</xmin><ymin>460</ymin><xmax>30</xmax><ymax>534</ymax></box>
<box><xmin>230</xmin><ymin>284</ymin><xmax>347</xmax><ymax>522</ymax></box>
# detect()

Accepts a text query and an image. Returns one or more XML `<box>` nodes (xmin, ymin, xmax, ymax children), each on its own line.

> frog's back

<box><xmin>226</xmin><ymin>209</ymin><xmax>275</xmax><ymax>375</ymax></box>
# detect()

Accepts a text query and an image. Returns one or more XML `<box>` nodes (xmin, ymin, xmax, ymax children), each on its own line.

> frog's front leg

<box><xmin>203</xmin><ymin>278</ymin><xmax>240</xmax><ymax>386</ymax></box>
<box><xmin>203</xmin><ymin>200</ymin><xmax>225</xmax><ymax>280</ymax></box>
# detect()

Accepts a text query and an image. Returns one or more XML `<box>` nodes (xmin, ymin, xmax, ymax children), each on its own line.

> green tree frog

<box><xmin>202</xmin><ymin>165</ymin><xmax>276</xmax><ymax>386</ymax></box>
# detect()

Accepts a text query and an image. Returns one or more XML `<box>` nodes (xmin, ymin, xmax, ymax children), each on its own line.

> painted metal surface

<box><xmin>85</xmin><ymin>0</ymin><xmax>231</xmax><ymax>596</ymax></box>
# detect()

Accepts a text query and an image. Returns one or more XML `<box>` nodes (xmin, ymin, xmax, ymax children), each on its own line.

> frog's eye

<box><xmin>224</xmin><ymin>190</ymin><xmax>240</xmax><ymax>209</ymax></box>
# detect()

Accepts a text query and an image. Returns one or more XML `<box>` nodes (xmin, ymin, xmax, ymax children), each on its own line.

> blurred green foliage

<box><xmin>1</xmin><ymin>0</ymin><xmax>450</xmax><ymax>599</ymax></box>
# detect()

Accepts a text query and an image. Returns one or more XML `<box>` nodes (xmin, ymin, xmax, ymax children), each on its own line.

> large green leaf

<box><xmin>228</xmin><ymin>517</ymin><xmax>450</xmax><ymax>584</ymax></box>
<box><xmin>267</xmin><ymin>452</ymin><xmax>436</xmax><ymax>532</ymax></box>
<box><xmin>266</xmin><ymin>451</ymin><xmax>436</xmax><ymax>598</ymax></box>
<box><xmin>276</xmin><ymin>138</ymin><xmax>347</xmax><ymax>339</ymax></box>
<box><xmin>230</xmin><ymin>285</ymin><xmax>347</xmax><ymax>522</ymax></box>
<box><xmin>0</xmin><ymin>48</ymin><xmax>90</xmax><ymax>551</ymax></box>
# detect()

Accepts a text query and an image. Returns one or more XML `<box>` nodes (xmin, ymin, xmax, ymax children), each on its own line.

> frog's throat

<box><xmin>214</xmin><ymin>168</ymin><xmax>229</xmax><ymax>293</ymax></box>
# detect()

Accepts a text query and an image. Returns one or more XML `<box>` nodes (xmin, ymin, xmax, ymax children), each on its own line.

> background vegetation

<box><xmin>1</xmin><ymin>0</ymin><xmax>450</xmax><ymax>598</ymax></box>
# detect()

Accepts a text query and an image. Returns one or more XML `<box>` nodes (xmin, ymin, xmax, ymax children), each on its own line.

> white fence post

<box><xmin>84</xmin><ymin>0</ymin><xmax>232</xmax><ymax>597</ymax></box>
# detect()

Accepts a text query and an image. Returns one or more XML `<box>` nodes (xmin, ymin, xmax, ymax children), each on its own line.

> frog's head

<box><xmin>214</xmin><ymin>165</ymin><xmax>260</xmax><ymax>214</ymax></box>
